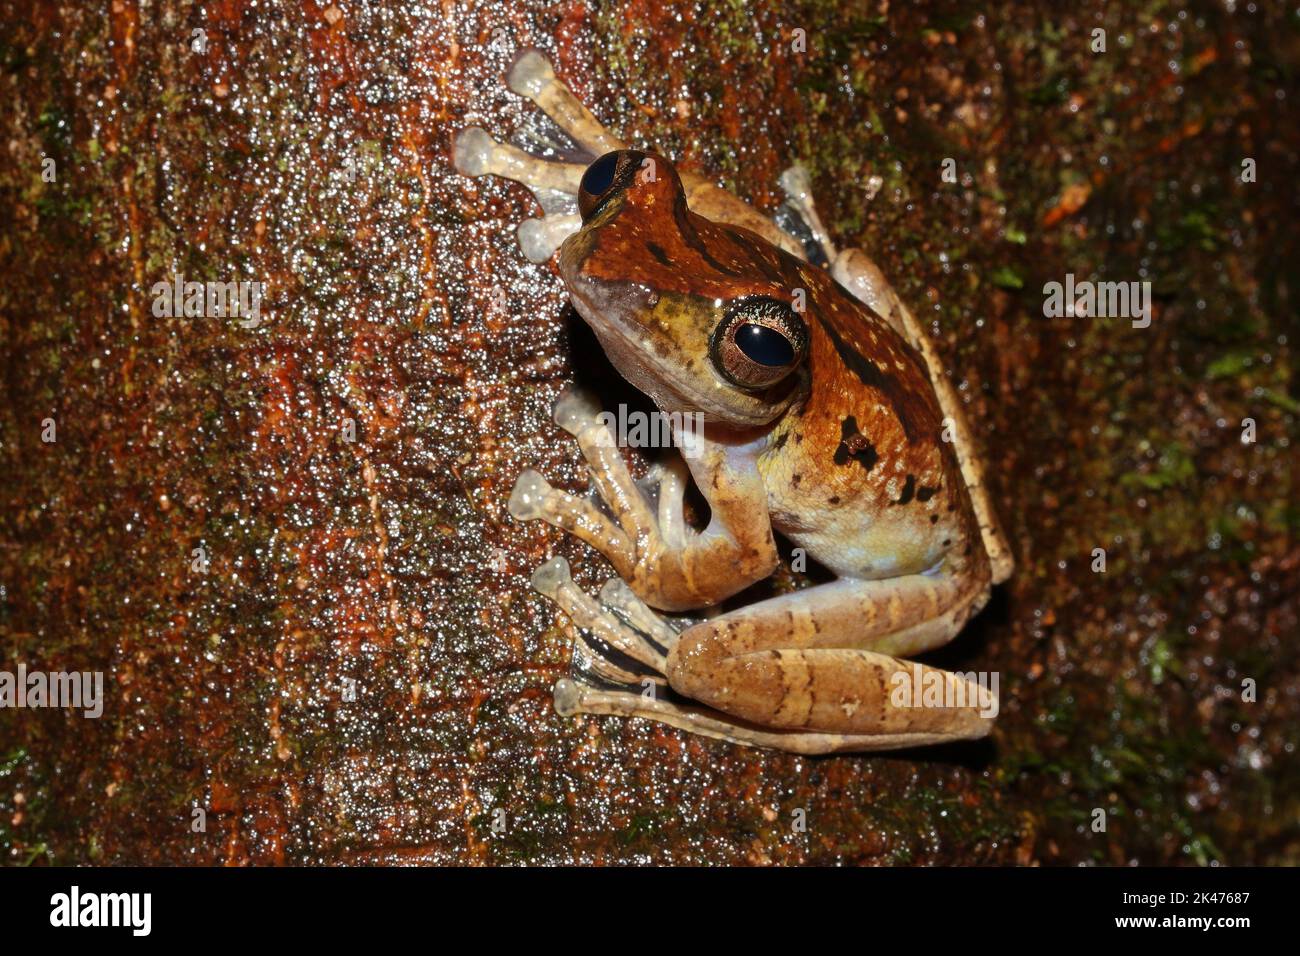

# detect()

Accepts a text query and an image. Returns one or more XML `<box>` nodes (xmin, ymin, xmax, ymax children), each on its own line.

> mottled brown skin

<box><xmin>463</xmin><ymin>53</ymin><xmax>1007</xmax><ymax>750</ymax></box>
<box><xmin>560</xmin><ymin>155</ymin><xmax>980</xmax><ymax>583</ymax></box>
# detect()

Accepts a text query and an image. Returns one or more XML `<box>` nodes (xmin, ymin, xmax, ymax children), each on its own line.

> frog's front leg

<box><xmin>510</xmin><ymin>386</ymin><xmax>779</xmax><ymax>612</ymax></box>
<box><xmin>456</xmin><ymin>50</ymin><xmax>805</xmax><ymax>262</ymax></box>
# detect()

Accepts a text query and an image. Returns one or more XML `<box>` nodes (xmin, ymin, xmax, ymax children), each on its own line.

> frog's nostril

<box><xmin>735</xmin><ymin>323</ymin><xmax>796</xmax><ymax>367</ymax></box>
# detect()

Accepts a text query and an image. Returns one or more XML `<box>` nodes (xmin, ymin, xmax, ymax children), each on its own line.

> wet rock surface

<box><xmin>0</xmin><ymin>1</ymin><xmax>1296</xmax><ymax>864</ymax></box>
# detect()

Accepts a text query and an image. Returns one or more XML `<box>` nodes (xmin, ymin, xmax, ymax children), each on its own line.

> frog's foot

<box><xmin>453</xmin><ymin>126</ymin><xmax>584</xmax><ymax>262</ymax></box>
<box><xmin>529</xmin><ymin>555</ymin><xmax>709</xmax><ymax>732</ymax></box>
<box><xmin>508</xmin><ymin>386</ymin><xmax>660</xmax><ymax>574</ymax></box>
<box><xmin>531</xmin><ymin>556</ymin><xmax>673</xmax><ymax>681</ymax></box>
<box><xmin>511</xmin><ymin>386</ymin><xmax>770</xmax><ymax>611</ymax></box>
<box><xmin>550</xmin><ymin>567</ymin><xmax>1001</xmax><ymax>755</ymax></box>
<box><xmin>777</xmin><ymin>165</ymin><xmax>839</xmax><ymax>264</ymax></box>
<box><xmin>776</xmin><ymin>164</ymin><xmax>906</xmax><ymax>333</ymax></box>
<box><xmin>454</xmin><ymin>51</ymin><xmax>630</xmax><ymax>263</ymax></box>
<box><xmin>504</xmin><ymin>50</ymin><xmax>627</xmax><ymax>158</ymax></box>
<box><xmin>778</xmin><ymin>164</ymin><xmax>885</xmax><ymax>261</ymax></box>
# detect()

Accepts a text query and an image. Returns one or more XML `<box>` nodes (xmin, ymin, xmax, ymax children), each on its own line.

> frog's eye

<box><xmin>578</xmin><ymin>150</ymin><xmax>644</xmax><ymax>222</ymax></box>
<box><xmin>710</xmin><ymin>297</ymin><xmax>809</xmax><ymax>390</ymax></box>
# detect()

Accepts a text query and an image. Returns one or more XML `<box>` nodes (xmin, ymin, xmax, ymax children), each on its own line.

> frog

<box><xmin>454</xmin><ymin>50</ymin><xmax>1013</xmax><ymax>754</ymax></box>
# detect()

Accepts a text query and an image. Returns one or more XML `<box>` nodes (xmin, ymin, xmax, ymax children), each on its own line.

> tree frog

<box><xmin>455</xmin><ymin>51</ymin><xmax>1013</xmax><ymax>753</ymax></box>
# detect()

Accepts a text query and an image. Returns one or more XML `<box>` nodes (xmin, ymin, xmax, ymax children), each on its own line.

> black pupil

<box><xmin>581</xmin><ymin>152</ymin><xmax>619</xmax><ymax>198</ymax></box>
<box><xmin>735</xmin><ymin>323</ymin><xmax>793</xmax><ymax>367</ymax></box>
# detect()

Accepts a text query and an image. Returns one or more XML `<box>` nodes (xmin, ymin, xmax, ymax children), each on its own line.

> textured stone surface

<box><xmin>0</xmin><ymin>1</ymin><xmax>1296</xmax><ymax>865</ymax></box>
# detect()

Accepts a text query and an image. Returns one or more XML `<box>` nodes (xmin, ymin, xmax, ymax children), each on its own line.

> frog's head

<box><xmin>558</xmin><ymin>150</ymin><xmax>813</xmax><ymax>428</ymax></box>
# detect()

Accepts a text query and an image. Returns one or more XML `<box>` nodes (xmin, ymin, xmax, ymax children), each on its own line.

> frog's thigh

<box><xmin>666</xmin><ymin>573</ymin><xmax>993</xmax><ymax>736</ymax></box>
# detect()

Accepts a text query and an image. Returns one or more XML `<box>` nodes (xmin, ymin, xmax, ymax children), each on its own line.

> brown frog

<box><xmin>455</xmin><ymin>51</ymin><xmax>1012</xmax><ymax>753</ymax></box>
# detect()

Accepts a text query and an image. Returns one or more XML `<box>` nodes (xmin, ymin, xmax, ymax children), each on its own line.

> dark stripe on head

<box><xmin>672</xmin><ymin>193</ymin><xmax>744</xmax><ymax>278</ymax></box>
<box><xmin>646</xmin><ymin>241</ymin><xmax>672</xmax><ymax>267</ymax></box>
<box><xmin>814</xmin><ymin>312</ymin><xmax>927</xmax><ymax>443</ymax></box>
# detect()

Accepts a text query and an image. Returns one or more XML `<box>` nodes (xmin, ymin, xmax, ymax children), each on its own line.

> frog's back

<box><xmin>757</xmin><ymin>269</ymin><xmax>982</xmax><ymax>581</ymax></box>
<box><xmin>625</xmin><ymin>207</ymin><xmax>982</xmax><ymax>580</ymax></box>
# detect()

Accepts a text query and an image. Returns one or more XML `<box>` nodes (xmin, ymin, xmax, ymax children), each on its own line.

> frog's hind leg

<box><xmin>534</xmin><ymin>558</ymin><xmax>996</xmax><ymax>755</ymax></box>
<box><xmin>533</xmin><ymin>558</ymin><xmax>953</xmax><ymax>755</ymax></box>
<box><xmin>656</xmin><ymin>571</ymin><xmax>999</xmax><ymax>755</ymax></box>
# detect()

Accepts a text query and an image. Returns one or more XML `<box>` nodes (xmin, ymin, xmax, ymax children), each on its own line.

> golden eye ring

<box><xmin>710</xmin><ymin>297</ymin><xmax>808</xmax><ymax>390</ymax></box>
